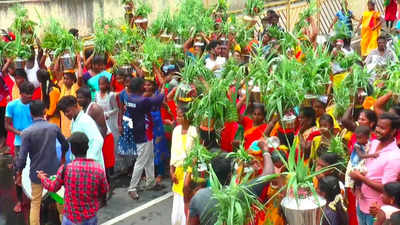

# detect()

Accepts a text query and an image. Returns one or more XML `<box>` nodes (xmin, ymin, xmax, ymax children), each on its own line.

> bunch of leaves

<box><xmin>276</xmin><ymin>143</ymin><xmax>338</xmax><ymax>205</ymax></box>
<box><xmin>227</xmin><ymin>144</ymin><xmax>253</xmax><ymax>164</ymax></box>
<box><xmin>327</xmin><ymin>136</ymin><xmax>349</xmax><ymax>163</ymax></box>
<box><xmin>10</xmin><ymin>4</ymin><xmax>37</xmax><ymax>36</ymax></box>
<box><xmin>149</xmin><ymin>9</ymin><xmax>175</xmax><ymax>36</ymax></box>
<box><xmin>93</xmin><ymin>19</ymin><xmax>119</xmax><ymax>55</ymax></box>
<box><xmin>214</xmin><ymin>0</ymin><xmax>228</xmax><ymax>13</ymax></box>
<box><xmin>392</xmin><ymin>37</ymin><xmax>400</xmax><ymax>61</ymax></box>
<box><xmin>260</xmin><ymin>55</ymin><xmax>305</xmax><ymax>119</ymax></box>
<box><xmin>384</xmin><ymin>63</ymin><xmax>400</xmax><ymax>95</ymax></box>
<box><xmin>235</xmin><ymin>25</ymin><xmax>255</xmax><ymax>50</ymax></box>
<box><xmin>183</xmin><ymin>137</ymin><xmax>218</xmax><ymax>179</ymax></box>
<box><xmin>41</xmin><ymin>19</ymin><xmax>65</xmax><ymax>51</ymax></box>
<box><xmin>135</xmin><ymin>0</ymin><xmax>152</xmax><ymax>18</ymax></box>
<box><xmin>293</xmin><ymin>0</ymin><xmax>317</xmax><ymax>35</ymax></box>
<box><xmin>210</xmin><ymin>167</ymin><xmax>278</xmax><ymax>225</ymax></box>
<box><xmin>117</xmin><ymin>24</ymin><xmax>143</xmax><ymax>49</ymax></box>
<box><xmin>161</xmin><ymin>41</ymin><xmax>184</xmax><ymax>62</ymax></box>
<box><xmin>4</xmin><ymin>33</ymin><xmax>32</xmax><ymax>59</ymax></box>
<box><xmin>336</xmin><ymin>52</ymin><xmax>361</xmax><ymax>70</ymax></box>
<box><xmin>114</xmin><ymin>48</ymin><xmax>134</xmax><ymax>67</ymax></box>
<box><xmin>330</xmin><ymin>22</ymin><xmax>352</xmax><ymax>42</ymax></box>
<box><xmin>52</xmin><ymin>28</ymin><xmax>82</xmax><ymax>57</ymax></box>
<box><xmin>245</xmin><ymin>0</ymin><xmax>264</xmax><ymax>16</ymax></box>
<box><xmin>180</xmin><ymin>57</ymin><xmax>213</xmax><ymax>83</ymax></box>
<box><xmin>333</xmin><ymin>82</ymin><xmax>351</xmax><ymax>118</ymax></box>
<box><xmin>141</xmin><ymin>36</ymin><xmax>167</xmax><ymax>71</ymax></box>
<box><xmin>187</xmin><ymin>76</ymin><xmax>238</xmax><ymax>133</ymax></box>
<box><xmin>342</xmin><ymin>64</ymin><xmax>371</xmax><ymax>97</ymax></box>
<box><xmin>171</xmin><ymin>0</ymin><xmax>213</xmax><ymax>40</ymax></box>
<box><xmin>300</xmin><ymin>45</ymin><xmax>332</xmax><ymax>95</ymax></box>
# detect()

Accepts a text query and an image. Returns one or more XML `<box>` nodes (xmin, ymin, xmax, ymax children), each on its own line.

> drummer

<box><xmin>15</xmin><ymin>100</ymin><xmax>69</xmax><ymax>225</ymax></box>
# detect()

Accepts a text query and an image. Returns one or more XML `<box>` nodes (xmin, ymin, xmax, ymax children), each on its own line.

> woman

<box><xmin>358</xmin><ymin>0</ymin><xmax>381</xmax><ymax>57</ymax></box>
<box><xmin>96</xmin><ymin>76</ymin><xmax>119</xmax><ymax>174</ymax></box>
<box><xmin>170</xmin><ymin>106</ymin><xmax>198</xmax><ymax>225</ymax></box>
<box><xmin>294</xmin><ymin>107</ymin><xmax>320</xmax><ymax>162</ymax></box>
<box><xmin>36</xmin><ymin>69</ymin><xmax>61</xmax><ymax>126</ymax></box>
<box><xmin>312</xmin><ymin>98</ymin><xmax>341</xmax><ymax>133</ymax></box>
<box><xmin>143</xmin><ymin>79</ymin><xmax>169</xmax><ymax>186</ymax></box>
<box><xmin>311</xmin><ymin>114</ymin><xmax>336</xmax><ymax>161</ymax></box>
<box><xmin>59</xmin><ymin>71</ymin><xmax>79</xmax><ymax>137</ymax></box>
<box><xmin>384</xmin><ymin>0</ymin><xmax>397</xmax><ymax>30</ymax></box>
<box><xmin>318</xmin><ymin>176</ymin><xmax>349</xmax><ymax>225</ymax></box>
<box><xmin>330</xmin><ymin>1</ymin><xmax>357</xmax><ymax>43</ymax></box>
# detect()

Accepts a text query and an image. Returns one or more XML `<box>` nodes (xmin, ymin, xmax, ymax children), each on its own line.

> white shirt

<box><xmin>205</xmin><ymin>56</ymin><xmax>226</xmax><ymax>78</ymax></box>
<box><xmin>25</xmin><ymin>60</ymin><xmax>40</xmax><ymax>88</ymax></box>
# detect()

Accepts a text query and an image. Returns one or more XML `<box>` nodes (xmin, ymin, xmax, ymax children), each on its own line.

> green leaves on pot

<box><xmin>141</xmin><ymin>36</ymin><xmax>182</xmax><ymax>71</ymax></box>
<box><xmin>342</xmin><ymin>64</ymin><xmax>371</xmax><ymax>97</ymax></box>
<box><xmin>183</xmin><ymin>137</ymin><xmax>218</xmax><ymax>180</ymax></box>
<box><xmin>293</xmin><ymin>0</ymin><xmax>317</xmax><ymax>34</ymax></box>
<box><xmin>245</xmin><ymin>0</ymin><xmax>264</xmax><ymax>16</ymax></box>
<box><xmin>10</xmin><ymin>4</ymin><xmax>37</xmax><ymax>44</ymax></box>
<box><xmin>115</xmin><ymin>49</ymin><xmax>134</xmax><ymax>67</ymax></box>
<box><xmin>135</xmin><ymin>0</ymin><xmax>152</xmax><ymax>18</ymax></box>
<box><xmin>209</xmin><ymin>166</ymin><xmax>278</xmax><ymax>225</ymax></box>
<box><xmin>333</xmin><ymin>82</ymin><xmax>350</xmax><ymax>118</ymax></box>
<box><xmin>149</xmin><ymin>9</ymin><xmax>174</xmax><ymax>36</ymax></box>
<box><xmin>41</xmin><ymin>19</ymin><xmax>65</xmax><ymax>51</ymax></box>
<box><xmin>336</xmin><ymin>52</ymin><xmax>361</xmax><ymax>70</ymax></box>
<box><xmin>94</xmin><ymin>19</ymin><xmax>119</xmax><ymax>55</ymax></box>
<box><xmin>328</xmin><ymin>136</ymin><xmax>348</xmax><ymax>163</ymax></box>
<box><xmin>385</xmin><ymin>63</ymin><xmax>400</xmax><ymax>95</ymax></box>
<box><xmin>227</xmin><ymin>144</ymin><xmax>253</xmax><ymax>164</ymax></box>
<box><xmin>4</xmin><ymin>33</ymin><xmax>32</xmax><ymax>59</ymax></box>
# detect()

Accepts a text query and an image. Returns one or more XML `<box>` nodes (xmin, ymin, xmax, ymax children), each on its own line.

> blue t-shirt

<box><xmin>5</xmin><ymin>99</ymin><xmax>33</xmax><ymax>146</ymax></box>
<box><xmin>336</xmin><ymin>10</ymin><xmax>353</xmax><ymax>33</ymax></box>
<box><xmin>87</xmin><ymin>71</ymin><xmax>112</xmax><ymax>100</ymax></box>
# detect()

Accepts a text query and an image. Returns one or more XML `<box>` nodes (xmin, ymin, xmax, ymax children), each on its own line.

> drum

<box><xmin>22</xmin><ymin>156</ymin><xmax>48</xmax><ymax>199</ymax></box>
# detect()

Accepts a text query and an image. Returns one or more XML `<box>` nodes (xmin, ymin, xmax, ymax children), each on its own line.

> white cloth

<box><xmin>128</xmin><ymin>141</ymin><xmax>155</xmax><ymax>191</ymax></box>
<box><xmin>25</xmin><ymin>60</ymin><xmax>40</xmax><ymax>88</ymax></box>
<box><xmin>205</xmin><ymin>57</ymin><xmax>226</xmax><ymax>78</ymax></box>
<box><xmin>95</xmin><ymin>92</ymin><xmax>119</xmax><ymax>151</ymax></box>
<box><xmin>171</xmin><ymin>192</ymin><xmax>186</xmax><ymax>225</ymax></box>
<box><xmin>170</xmin><ymin>125</ymin><xmax>198</xmax><ymax>167</ymax></box>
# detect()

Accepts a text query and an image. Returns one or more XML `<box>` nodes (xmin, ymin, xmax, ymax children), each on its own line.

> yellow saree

<box><xmin>360</xmin><ymin>10</ymin><xmax>381</xmax><ymax>57</ymax></box>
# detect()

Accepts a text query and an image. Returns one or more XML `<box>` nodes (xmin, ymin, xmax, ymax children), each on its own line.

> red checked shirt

<box><xmin>41</xmin><ymin>158</ymin><xmax>109</xmax><ymax>223</ymax></box>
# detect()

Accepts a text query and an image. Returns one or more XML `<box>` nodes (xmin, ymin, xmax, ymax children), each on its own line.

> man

<box><xmin>5</xmin><ymin>81</ymin><xmax>35</xmax><ymax>213</ymax></box>
<box><xmin>76</xmin><ymin>87</ymin><xmax>114</xmax><ymax>181</ymax></box>
<box><xmin>350</xmin><ymin>112</ymin><xmax>400</xmax><ymax>225</ymax></box>
<box><xmin>188</xmin><ymin>151</ymin><xmax>274</xmax><ymax>225</ymax></box>
<box><xmin>127</xmin><ymin>77</ymin><xmax>164</xmax><ymax>200</ymax></box>
<box><xmin>57</xmin><ymin>95</ymin><xmax>104</xmax><ymax>168</ymax></box>
<box><xmin>15</xmin><ymin>100</ymin><xmax>68</xmax><ymax>225</ymax></box>
<box><xmin>205</xmin><ymin>40</ymin><xmax>226</xmax><ymax>79</ymax></box>
<box><xmin>38</xmin><ymin>132</ymin><xmax>109</xmax><ymax>225</ymax></box>
<box><xmin>365</xmin><ymin>35</ymin><xmax>396</xmax><ymax>77</ymax></box>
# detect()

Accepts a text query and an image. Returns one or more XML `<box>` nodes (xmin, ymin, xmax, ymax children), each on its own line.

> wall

<box><xmin>0</xmin><ymin>0</ymin><xmax>378</xmax><ymax>36</ymax></box>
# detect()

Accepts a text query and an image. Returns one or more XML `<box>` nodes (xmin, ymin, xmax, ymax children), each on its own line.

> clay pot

<box><xmin>134</xmin><ymin>17</ymin><xmax>148</xmax><ymax>30</ymax></box>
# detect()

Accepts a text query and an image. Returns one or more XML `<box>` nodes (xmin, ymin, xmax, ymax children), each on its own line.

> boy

<box><xmin>5</xmin><ymin>81</ymin><xmax>35</xmax><ymax>213</ymax></box>
<box><xmin>38</xmin><ymin>132</ymin><xmax>109</xmax><ymax>225</ymax></box>
<box><xmin>345</xmin><ymin>126</ymin><xmax>378</xmax><ymax>194</ymax></box>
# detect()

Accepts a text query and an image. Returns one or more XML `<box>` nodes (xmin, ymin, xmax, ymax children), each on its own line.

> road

<box><xmin>0</xmin><ymin>155</ymin><xmax>173</xmax><ymax>225</ymax></box>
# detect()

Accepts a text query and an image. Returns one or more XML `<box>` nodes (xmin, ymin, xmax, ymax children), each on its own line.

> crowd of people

<box><xmin>3</xmin><ymin>0</ymin><xmax>400</xmax><ymax>224</ymax></box>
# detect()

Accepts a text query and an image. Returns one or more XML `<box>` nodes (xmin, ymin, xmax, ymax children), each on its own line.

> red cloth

<box><xmin>220</xmin><ymin>121</ymin><xmax>239</xmax><ymax>152</ymax></box>
<box><xmin>41</xmin><ymin>158</ymin><xmax>109</xmax><ymax>224</ymax></box>
<box><xmin>346</xmin><ymin>188</ymin><xmax>359</xmax><ymax>225</ymax></box>
<box><xmin>111</xmin><ymin>75</ymin><xmax>124</xmax><ymax>93</ymax></box>
<box><xmin>160</xmin><ymin>88</ymin><xmax>177</xmax><ymax>140</ymax></box>
<box><xmin>241</xmin><ymin>116</ymin><xmax>267</xmax><ymax>150</ymax></box>
<box><xmin>102</xmin><ymin>133</ymin><xmax>115</xmax><ymax>168</ymax></box>
<box><xmin>2</xmin><ymin>32</ymin><xmax>15</xmax><ymax>42</ymax></box>
<box><xmin>4</xmin><ymin>74</ymin><xmax>14</xmax><ymax>154</ymax></box>
<box><xmin>32</xmin><ymin>87</ymin><xmax>41</xmax><ymax>100</ymax></box>
<box><xmin>385</xmin><ymin>0</ymin><xmax>398</xmax><ymax>21</ymax></box>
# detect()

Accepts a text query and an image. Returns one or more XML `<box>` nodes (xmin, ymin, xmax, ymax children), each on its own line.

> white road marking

<box><xmin>101</xmin><ymin>192</ymin><xmax>173</xmax><ymax>225</ymax></box>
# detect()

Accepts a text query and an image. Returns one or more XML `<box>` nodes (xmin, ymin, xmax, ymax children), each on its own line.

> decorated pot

<box><xmin>280</xmin><ymin>113</ymin><xmax>297</xmax><ymax>129</ymax></box>
<box><xmin>281</xmin><ymin>193</ymin><xmax>326</xmax><ymax>225</ymax></box>
<box><xmin>120</xmin><ymin>65</ymin><xmax>133</xmax><ymax>75</ymax></box>
<box><xmin>15</xmin><ymin>57</ymin><xmax>26</xmax><ymax>69</ymax></box>
<box><xmin>243</xmin><ymin>15</ymin><xmax>257</xmax><ymax>26</ymax></box>
<box><xmin>60</xmin><ymin>53</ymin><xmax>75</xmax><ymax>70</ymax></box>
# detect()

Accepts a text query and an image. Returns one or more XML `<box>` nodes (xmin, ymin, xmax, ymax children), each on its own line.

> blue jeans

<box><xmin>357</xmin><ymin>204</ymin><xmax>374</xmax><ymax>225</ymax></box>
<box><xmin>62</xmin><ymin>216</ymin><xmax>97</xmax><ymax>225</ymax></box>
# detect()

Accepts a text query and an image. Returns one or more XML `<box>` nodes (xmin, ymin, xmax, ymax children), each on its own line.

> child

<box><xmin>318</xmin><ymin>176</ymin><xmax>349</xmax><ymax>225</ymax></box>
<box><xmin>345</xmin><ymin>126</ymin><xmax>378</xmax><ymax>194</ymax></box>
<box><xmin>38</xmin><ymin>132</ymin><xmax>109</xmax><ymax>224</ymax></box>
<box><xmin>370</xmin><ymin>182</ymin><xmax>400</xmax><ymax>225</ymax></box>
